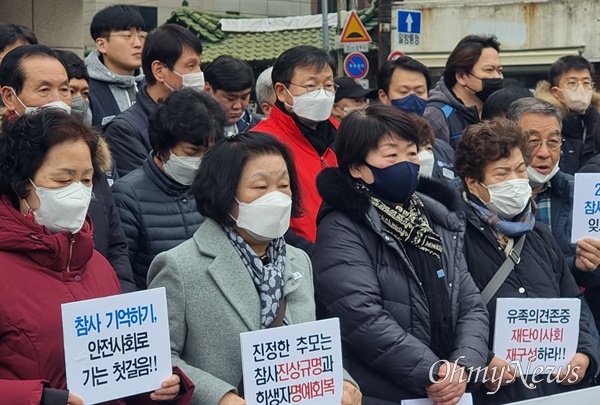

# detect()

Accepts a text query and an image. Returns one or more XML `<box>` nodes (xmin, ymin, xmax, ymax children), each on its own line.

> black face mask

<box><xmin>467</xmin><ymin>74</ymin><xmax>504</xmax><ymax>102</ymax></box>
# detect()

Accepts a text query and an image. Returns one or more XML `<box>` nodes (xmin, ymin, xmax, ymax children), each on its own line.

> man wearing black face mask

<box><xmin>424</xmin><ymin>35</ymin><xmax>504</xmax><ymax>148</ymax></box>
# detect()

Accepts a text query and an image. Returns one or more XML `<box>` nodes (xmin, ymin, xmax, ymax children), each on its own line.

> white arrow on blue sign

<box><xmin>397</xmin><ymin>10</ymin><xmax>421</xmax><ymax>34</ymax></box>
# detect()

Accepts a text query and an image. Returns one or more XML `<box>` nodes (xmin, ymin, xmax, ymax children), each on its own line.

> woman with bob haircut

<box><xmin>112</xmin><ymin>88</ymin><xmax>225</xmax><ymax>289</ymax></box>
<box><xmin>0</xmin><ymin>109</ymin><xmax>191</xmax><ymax>404</ymax></box>
<box><xmin>312</xmin><ymin>104</ymin><xmax>489</xmax><ymax>404</ymax></box>
<box><xmin>147</xmin><ymin>132</ymin><xmax>362</xmax><ymax>405</ymax></box>
<box><xmin>447</xmin><ymin>119</ymin><xmax>597</xmax><ymax>404</ymax></box>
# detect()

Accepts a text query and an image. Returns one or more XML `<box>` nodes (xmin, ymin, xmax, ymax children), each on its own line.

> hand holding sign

<box><xmin>341</xmin><ymin>381</ymin><xmax>362</xmax><ymax>405</ymax></box>
<box><xmin>483</xmin><ymin>356</ymin><xmax>519</xmax><ymax>393</ymax></box>
<box><xmin>218</xmin><ymin>392</ymin><xmax>247</xmax><ymax>405</ymax></box>
<box><xmin>67</xmin><ymin>392</ymin><xmax>85</xmax><ymax>405</ymax></box>
<box><xmin>426</xmin><ymin>362</ymin><xmax>467</xmax><ymax>405</ymax></box>
<box><xmin>554</xmin><ymin>352</ymin><xmax>590</xmax><ymax>386</ymax></box>
<box><xmin>575</xmin><ymin>238</ymin><xmax>600</xmax><ymax>272</ymax></box>
<box><xmin>149</xmin><ymin>374</ymin><xmax>181</xmax><ymax>401</ymax></box>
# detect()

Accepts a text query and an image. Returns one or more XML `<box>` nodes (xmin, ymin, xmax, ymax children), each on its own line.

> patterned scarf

<box><xmin>466</xmin><ymin>193</ymin><xmax>536</xmax><ymax>237</ymax></box>
<box><xmin>358</xmin><ymin>183</ymin><xmax>443</xmax><ymax>261</ymax></box>
<box><xmin>222</xmin><ymin>225</ymin><xmax>286</xmax><ymax>329</ymax></box>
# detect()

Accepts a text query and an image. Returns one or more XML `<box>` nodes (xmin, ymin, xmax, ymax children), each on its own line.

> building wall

<box><xmin>0</xmin><ymin>0</ymin><xmax>85</xmax><ymax>56</ymax></box>
<box><xmin>390</xmin><ymin>0</ymin><xmax>600</xmax><ymax>62</ymax></box>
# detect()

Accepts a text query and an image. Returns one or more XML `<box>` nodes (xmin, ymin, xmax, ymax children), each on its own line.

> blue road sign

<box><xmin>344</xmin><ymin>52</ymin><xmax>369</xmax><ymax>79</ymax></box>
<box><xmin>397</xmin><ymin>10</ymin><xmax>422</xmax><ymax>34</ymax></box>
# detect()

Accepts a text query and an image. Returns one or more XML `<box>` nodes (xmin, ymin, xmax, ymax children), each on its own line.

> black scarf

<box><xmin>362</xmin><ymin>184</ymin><xmax>454</xmax><ymax>359</ymax></box>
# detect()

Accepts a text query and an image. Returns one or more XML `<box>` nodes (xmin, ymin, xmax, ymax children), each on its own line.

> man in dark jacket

<box><xmin>534</xmin><ymin>55</ymin><xmax>600</xmax><ymax>174</ymax></box>
<box><xmin>204</xmin><ymin>55</ymin><xmax>260</xmax><ymax>137</ymax></box>
<box><xmin>424</xmin><ymin>35</ymin><xmax>503</xmax><ymax>148</ymax></box>
<box><xmin>103</xmin><ymin>24</ymin><xmax>203</xmax><ymax>177</ymax></box>
<box><xmin>85</xmin><ymin>5</ymin><xmax>146</xmax><ymax>127</ymax></box>
<box><xmin>112</xmin><ymin>88</ymin><xmax>225</xmax><ymax>289</ymax></box>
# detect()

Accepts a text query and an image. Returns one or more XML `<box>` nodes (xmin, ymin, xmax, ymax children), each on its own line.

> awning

<box><xmin>407</xmin><ymin>46</ymin><xmax>585</xmax><ymax>69</ymax></box>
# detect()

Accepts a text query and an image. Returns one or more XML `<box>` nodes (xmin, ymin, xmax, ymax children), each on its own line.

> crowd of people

<box><xmin>0</xmin><ymin>3</ymin><xmax>599</xmax><ymax>405</ymax></box>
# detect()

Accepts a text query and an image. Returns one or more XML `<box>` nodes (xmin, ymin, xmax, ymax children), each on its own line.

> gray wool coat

<box><xmin>147</xmin><ymin>218</ymin><xmax>321</xmax><ymax>405</ymax></box>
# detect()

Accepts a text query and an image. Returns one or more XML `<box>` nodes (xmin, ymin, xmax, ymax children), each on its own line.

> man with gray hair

<box><xmin>255</xmin><ymin>66</ymin><xmax>275</xmax><ymax>117</ymax></box>
<box><xmin>507</xmin><ymin>97</ymin><xmax>600</xmax><ymax>340</ymax></box>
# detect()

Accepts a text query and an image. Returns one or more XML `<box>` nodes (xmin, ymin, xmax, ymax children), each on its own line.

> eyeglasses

<box><xmin>563</xmin><ymin>80</ymin><xmax>594</xmax><ymax>90</ymax></box>
<box><xmin>528</xmin><ymin>137</ymin><xmax>562</xmax><ymax>151</ymax></box>
<box><xmin>106</xmin><ymin>31</ymin><xmax>147</xmax><ymax>44</ymax></box>
<box><xmin>288</xmin><ymin>82</ymin><xmax>339</xmax><ymax>97</ymax></box>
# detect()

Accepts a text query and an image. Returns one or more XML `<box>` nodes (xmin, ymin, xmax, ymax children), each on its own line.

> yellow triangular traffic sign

<box><xmin>339</xmin><ymin>10</ymin><xmax>372</xmax><ymax>43</ymax></box>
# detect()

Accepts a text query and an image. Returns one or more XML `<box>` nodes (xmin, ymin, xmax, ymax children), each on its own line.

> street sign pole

<box><xmin>322</xmin><ymin>0</ymin><xmax>329</xmax><ymax>51</ymax></box>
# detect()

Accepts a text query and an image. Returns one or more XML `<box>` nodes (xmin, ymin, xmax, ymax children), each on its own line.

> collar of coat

<box><xmin>316</xmin><ymin>167</ymin><xmax>466</xmax><ymax>233</ymax></box>
<box><xmin>534</xmin><ymin>80</ymin><xmax>600</xmax><ymax>117</ymax></box>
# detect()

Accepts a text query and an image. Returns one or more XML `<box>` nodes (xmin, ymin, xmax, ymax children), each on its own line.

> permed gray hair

<box><xmin>506</xmin><ymin>97</ymin><xmax>562</xmax><ymax>129</ymax></box>
<box><xmin>255</xmin><ymin>66</ymin><xmax>275</xmax><ymax>106</ymax></box>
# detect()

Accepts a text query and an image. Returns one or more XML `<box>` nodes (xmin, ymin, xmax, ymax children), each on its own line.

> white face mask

<box><xmin>527</xmin><ymin>164</ymin><xmax>560</xmax><ymax>188</ymax></box>
<box><xmin>559</xmin><ymin>85</ymin><xmax>593</xmax><ymax>114</ymax></box>
<box><xmin>12</xmin><ymin>88</ymin><xmax>71</xmax><ymax>116</ymax></box>
<box><xmin>163</xmin><ymin>150</ymin><xmax>202</xmax><ymax>186</ymax></box>
<box><xmin>481</xmin><ymin>178</ymin><xmax>532</xmax><ymax>220</ymax></box>
<box><xmin>27</xmin><ymin>180</ymin><xmax>92</xmax><ymax>234</ymax></box>
<box><xmin>418</xmin><ymin>150</ymin><xmax>435</xmax><ymax>178</ymax></box>
<box><xmin>232</xmin><ymin>191</ymin><xmax>292</xmax><ymax>241</ymax></box>
<box><xmin>176</xmin><ymin>70</ymin><xmax>205</xmax><ymax>92</ymax></box>
<box><xmin>285</xmin><ymin>87</ymin><xmax>335</xmax><ymax>123</ymax></box>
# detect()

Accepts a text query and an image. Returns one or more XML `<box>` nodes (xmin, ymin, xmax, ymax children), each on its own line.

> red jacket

<box><xmin>252</xmin><ymin>105</ymin><xmax>338</xmax><ymax>242</ymax></box>
<box><xmin>0</xmin><ymin>195</ymin><xmax>122</xmax><ymax>403</ymax></box>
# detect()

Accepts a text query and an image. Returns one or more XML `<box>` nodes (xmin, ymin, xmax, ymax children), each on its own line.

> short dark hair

<box><xmin>149</xmin><ymin>88</ymin><xmax>226</xmax><ymax>157</ymax></box>
<box><xmin>0</xmin><ymin>23</ymin><xmax>38</xmax><ymax>55</ymax></box>
<box><xmin>443</xmin><ymin>35</ymin><xmax>501</xmax><ymax>89</ymax></box>
<box><xmin>548</xmin><ymin>55</ymin><xmax>594</xmax><ymax>87</ymax></box>
<box><xmin>454</xmin><ymin>119</ymin><xmax>532</xmax><ymax>183</ymax></box>
<box><xmin>90</xmin><ymin>4</ymin><xmax>145</xmax><ymax>40</ymax></box>
<box><xmin>272</xmin><ymin>45</ymin><xmax>336</xmax><ymax>86</ymax></box>
<box><xmin>142</xmin><ymin>24</ymin><xmax>202</xmax><ymax>86</ymax></box>
<box><xmin>0</xmin><ymin>45</ymin><xmax>67</xmax><ymax>95</ymax></box>
<box><xmin>481</xmin><ymin>87</ymin><xmax>532</xmax><ymax>120</ymax></box>
<box><xmin>203</xmin><ymin>55</ymin><xmax>254</xmax><ymax>92</ymax></box>
<box><xmin>193</xmin><ymin>132</ymin><xmax>302</xmax><ymax>225</ymax></box>
<box><xmin>377</xmin><ymin>56</ymin><xmax>431</xmax><ymax>94</ymax></box>
<box><xmin>335</xmin><ymin>104</ymin><xmax>421</xmax><ymax>175</ymax></box>
<box><xmin>0</xmin><ymin>109</ymin><xmax>101</xmax><ymax>209</ymax></box>
<box><xmin>55</xmin><ymin>50</ymin><xmax>89</xmax><ymax>82</ymax></box>
<box><xmin>413</xmin><ymin>115</ymin><xmax>436</xmax><ymax>147</ymax></box>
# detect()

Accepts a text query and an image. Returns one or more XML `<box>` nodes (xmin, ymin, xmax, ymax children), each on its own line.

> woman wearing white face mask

<box><xmin>147</xmin><ymin>132</ymin><xmax>362</xmax><ymax>405</ymax></box>
<box><xmin>448</xmin><ymin>120</ymin><xmax>597</xmax><ymax>404</ymax></box>
<box><xmin>112</xmin><ymin>88</ymin><xmax>225</xmax><ymax>290</ymax></box>
<box><xmin>0</xmin><ymin>110</ymin><xmax>190</xmax><ymax>404</ymax></box>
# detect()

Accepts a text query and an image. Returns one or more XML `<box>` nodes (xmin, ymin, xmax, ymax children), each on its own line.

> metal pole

<box><xmin>337</xmin><ymin>0</ymin><xmax>345</xmax><ymax>76</ymax></box>
<box><xmin>378</xmin><ymin>0</ymin><xmax>392</xmax><ymax>68</ymax></box>
<box><xmin>322</xmin><ymin>0</ymin><xmax>329</xmax><ymax>51</ymax></box>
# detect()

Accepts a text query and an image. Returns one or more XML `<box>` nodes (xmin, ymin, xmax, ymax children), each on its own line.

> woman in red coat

<box><xmin>0</xmin><ymin>110</ymin><xmax>187</xmax><ymax>404</ymax></box>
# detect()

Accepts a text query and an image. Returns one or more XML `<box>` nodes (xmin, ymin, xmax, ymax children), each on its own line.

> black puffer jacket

<box><xmin>312</xmin><ymin>169</ymin><xmax>489</xmax><ymax>404</ymax></box>
<box><xmin>438</xmin><ymin>184</ymin><xmax>598</xmax><ymax>404</ymax></box>
<box><xmin>112</xmin><ymin>155</ymin><xmax>204</xmax><ymax>289</ymax></box>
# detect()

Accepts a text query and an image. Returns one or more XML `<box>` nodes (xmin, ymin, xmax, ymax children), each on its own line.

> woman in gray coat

<box><xmin>147</xmin><ymin>132</ymin><xmax>362</xmax><ymax>405</ymax></box>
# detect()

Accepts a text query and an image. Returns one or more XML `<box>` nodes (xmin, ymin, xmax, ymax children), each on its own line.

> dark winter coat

<box><xmin>103</xmin><ymin>85</ymin><xmax>157</xmax><ymax>178</ymax></box>
<box><xmin>423</xmin><ymin>78</ymin><xmax>480</xmax><ymax>146</ymax></box>
<box><xmin>112</xmin><ymin>155</ymin><xmax>205</xmax><ymax>289</ymax></box>
<box><xmin>440</xmin><ymin>184</ymin><xmax>598</xmax><ymax>404</ymax></box>
<box><xmin>312</xmin><ymin>169</ymin><xmax>490</xmax><ymax>404</ymax></box>
<box><xmin>535</xmin><ymin>80</ymin><xmax>600</xmax><ymax>174</ymax></box>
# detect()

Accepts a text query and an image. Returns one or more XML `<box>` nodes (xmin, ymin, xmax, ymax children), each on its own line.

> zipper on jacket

<box><xmin>66</xmin><ymin>237</ymin><xmax>75</xmax><ymax>272</ymax></box>
<box><xmin>320</xmin><ymin>156</ymin><xmax>329</xmax><ymax>168</ymax></box>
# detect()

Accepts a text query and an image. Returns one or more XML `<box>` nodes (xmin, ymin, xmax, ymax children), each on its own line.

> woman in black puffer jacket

<box><xmin>312</xmin><ymin>105</ymin><xmax>490</xmax><ymax>405</ymax></box>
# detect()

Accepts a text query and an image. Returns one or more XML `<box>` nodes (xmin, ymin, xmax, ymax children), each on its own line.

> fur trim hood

<box><xmin>96</xmin><ymin>136</ymin><xmax>112</xmax><ymax>174</ymax></box>
<box><xmin>534</xmin><ymin>80</ymin><xmax>600</xmax><ymax>116</ymax></box>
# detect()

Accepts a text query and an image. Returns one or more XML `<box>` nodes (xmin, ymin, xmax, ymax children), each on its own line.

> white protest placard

<box><xmin>61</xmin><ymin>287</ymin><xmax>172</xmax><ymax>404</ymax></box>
<box><xmin>401</xmin><ymin>393</ymin><xmax>473</xmax><ymax>405</ymax></box>
<box><xmin>572</xmin><ymin>172</ymin><xmax>600</xmax><ymax>243</ymax></box>
<box><xmin>240</xmin><ymin>318</ymin><xmax>343</xmax><ymax>405</ymax></box>
<box><xmin>493</xmin><ymin>298</ymin><xmax>580</xmax><ymax>375</ymax></box>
